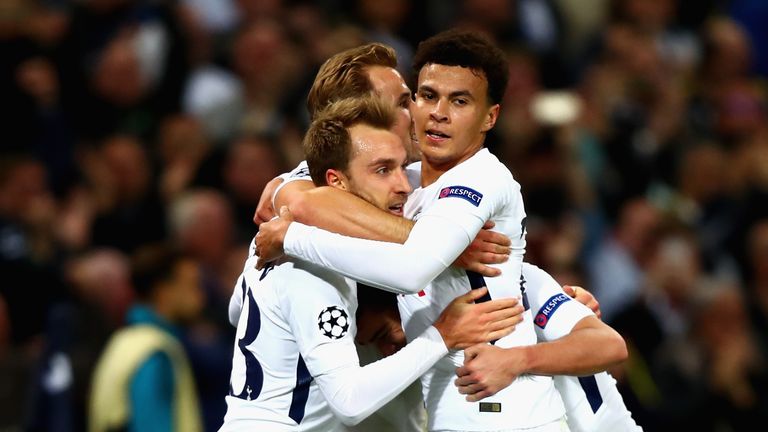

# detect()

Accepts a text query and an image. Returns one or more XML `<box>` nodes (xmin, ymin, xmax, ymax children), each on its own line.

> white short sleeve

<box><xmin>522</xmin><ymin>263</ymin><xmax>593</xmax><ymax>341</ymax></box>
<box><xmin>272</xmin><ymin>160</ymin><xmax>313</xmax><ymax>208</ymax></box>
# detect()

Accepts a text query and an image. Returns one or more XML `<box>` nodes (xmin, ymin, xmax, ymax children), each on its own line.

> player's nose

<box><xmin>393</xmin><ymin>167</ymin><xmax>412</xmax><ymax>194</ymax></box>
<box><xmin>430</xmin><ymin>98</ymin><xmax>449</xmax><ymax>123</ymax></box>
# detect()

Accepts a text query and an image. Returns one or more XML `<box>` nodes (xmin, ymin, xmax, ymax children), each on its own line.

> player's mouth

<box><xmin>388</xmin><ymin>203</ymin><xmax>404</xmax><ymax>216</ymax></box>
<box><xmin>425</xmin><ymin>128</ymin><xmax>450</xmax><ymax>143</ymax></box>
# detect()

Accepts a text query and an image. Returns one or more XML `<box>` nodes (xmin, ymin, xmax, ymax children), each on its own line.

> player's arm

<box><xmin>261</xmin><ymin>160</ymin><xmax>413</xmax><ymax>242</ymax></box>
<box><xmin>454</xmin><ymin>264</ymin><xmax>627</xmax><ymax>401</ymax></box>
<box><xmin>276</xmin><ymin>181</ymin><xmax>413</xmax><ymax>242</ymax></box>
<box><xmin>256</xmin><ymin>189</ymin><xmax>509</xmax><ymax>294</ymax></box>
<box><xmin>280</xmin><ymin>185</ymin><xmax>510</xmax><ymax>275</ymax></box>
<box><xmin>261</xmin><ymin>162</ymin><xmax>510</xmax><ymax>276</ymax></box>
<box><xmin>299</xmin><ymin>287</ymin><xmax>523</xmax><ymax>425</ymax></box>
<box><xmin>253</xmin><ymin>176</ymin><xmax>284</xmax><ymax>225</ymax></box>
<box><xmin>455</xmin><ymin>315</ymin><xmax>627</xmax><ymax>401</ymax></box>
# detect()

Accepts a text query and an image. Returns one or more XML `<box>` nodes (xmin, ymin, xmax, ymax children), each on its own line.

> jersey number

<box><xmin>230</xmin><ymin>271</ymin><xmax>313</xmax><ymax>423</ymax></box>
<box><xmin>230</xmin><ymin>278</ymin><xmax>264</xmax><ymax>401</ymax></box>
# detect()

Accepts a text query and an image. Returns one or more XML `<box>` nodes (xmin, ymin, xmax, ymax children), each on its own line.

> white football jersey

<box><xmin>522</xmin><ymin>264</ymin><xmax>643</xmax><ymax>432</ymax></box>
<box><xmin>221</xmin><ymin>254</ymin><xmax>447</xmax><ymax>431</ymax></box>
<box><xmin>221</xmin><ymin>257</ymin><xmax>356</xmax><ymax>431</ymax></box>
<box><xmin>397</xmin><ymin>149</ymin><xmax>564</xmax><ymax>431</ymax></box>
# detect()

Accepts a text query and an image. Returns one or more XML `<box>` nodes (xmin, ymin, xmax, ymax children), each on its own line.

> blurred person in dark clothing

<box><xmin>168</xmin><ymin>189</ymin><xmax>246</xmax><ymax>431</ymax></box>
<box><xmin>56</xmin><ymin>0</ymin><xmax>189</xmax><ymax>142</ymax></box>
<box><xmin>86</xmin><ymin>135</ymin><xmax>167</xmax><ymax>254</ymax></box>
<box><xmin>0</xmin><ymin>155</ymin><xmax>62</xmax><ymax>347</ymax></box>
<box><xmin>25</xmin><ymin>248</ymin><xmax>134</xmax><ymax>432</ymax></box>
<box><xmin>745</xmin><ymin>220</ymin><xmax>768</xmax><ymax>360</ymax></box>
<box><xmin>89</xmin><ymin>244</ymin><xmax>204</xmax><ymax>432</ymax></box>
<box><xmin>223</xmin><ymin>135</ymin><xmax>286</xmax><ymax>243</ymax></box>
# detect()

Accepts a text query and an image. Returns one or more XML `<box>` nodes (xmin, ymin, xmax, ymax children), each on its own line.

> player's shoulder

<box><xmin>522</xmin><ymin>263</ymin><xmax>557</xmax><ymax>286</ymax></box>
<box><xmin>432</xmin><ymin>150</ymin><xmax>518</xmax><ymax>210</ymax></box>
<box><xmin>441</xmin><ymin>149</ymin><xmax>517</xmax><ymax>189</ymax></box>
<box><xmin>261</xmin><ymin>260</ymin><xmax>351</xmax><ymax>298</ymax></box>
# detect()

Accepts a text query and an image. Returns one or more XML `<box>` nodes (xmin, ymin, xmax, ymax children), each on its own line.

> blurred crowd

<box><xmin>1</xmin><ymin>0</ymin><xmax>767</xmax><ymax>431</ymax></box>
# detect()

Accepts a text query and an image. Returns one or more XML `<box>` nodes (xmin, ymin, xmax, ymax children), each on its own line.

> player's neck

<box><xmin>420</xmin><ymin>146</ymin><xmax>484</xmax><ymax>187</ymax></box>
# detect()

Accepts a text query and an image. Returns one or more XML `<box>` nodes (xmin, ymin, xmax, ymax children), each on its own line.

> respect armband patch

<box><xmin>534</xmin><ymin>293</ymin><xmax>571</xmax><ymax>329</ymax></box>
<box><xmin>438</xmin><ymin>186</ymin><xmax>483</xmax><ymax>207</ymax></box>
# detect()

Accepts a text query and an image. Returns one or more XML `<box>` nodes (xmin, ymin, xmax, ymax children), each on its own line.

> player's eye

<box><xmin>419</xmin><ymin>90</ymin><xmax>435</xmax><ymax>101</ymax></box>
<box><xmin>376</xmin><ymin>166</ymin><xmax>390</xmax><ymax>175</ymax></box>
<box><xmin>453</xmin><ymin>98</ymin><xmax>468</xmax><ymax>106</ymax></box>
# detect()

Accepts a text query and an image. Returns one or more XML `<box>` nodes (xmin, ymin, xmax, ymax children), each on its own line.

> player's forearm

<box><xmin>518</xmin><ymin>317</ymin><xmax>628</xmax><ymax>376</ymax></box>
<box><xmin>283</xmin><ymin>215</ymin><xmax>473</xmax><ymax>294</ymax></box>
<box><xmin>317</xmin><ymin>326</ymin><xmax>447</xmax><ymax>425</ymax></box>
<box><xmin>278</xmin><ymin>184</ymin><xmax>413</xmax><ymax>243</ymax></box>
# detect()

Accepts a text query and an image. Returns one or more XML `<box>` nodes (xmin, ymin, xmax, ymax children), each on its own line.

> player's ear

<box><xmin>326</xmin><ymin>169</ymin><xmax>348</xmax><ymax>191</ymax></box>
<box><xmin>481</xmin><ymin>104</ymin><xmax>500</xmax><ymax>133</ymax></box>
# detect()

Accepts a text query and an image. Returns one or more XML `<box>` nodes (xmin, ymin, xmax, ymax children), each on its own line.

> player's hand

<box><xmin>453</xmin><ymin>221</ymin><xmax>510</xmax><ymax>277</ymax></box>
<box><xmin>563</xmin><ymin>285</ymin><xmax>601</xmax><ymax>319</ymax></box>
<box><xmin>255</xmin><ymin>206</ymin><xmax>293</xmax><ymax>269</ymax></box>
<box><xmin>455</xmin><ymin>344</ymin><xmax>526</xmax><ymax>401</ymax></box>
<box><xmin>433</xmin><ymin>287</ymin><xmax>524</xmax><ymax>350</ymax></box>
<box><xmin>253</xmin><ymin>176</ymin><xmax>285</xmax><ymax>225</ymax></box>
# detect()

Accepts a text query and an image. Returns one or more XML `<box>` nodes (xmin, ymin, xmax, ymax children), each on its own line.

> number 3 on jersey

<box><xmin>230</xmin><ymin>277</ymin><xmax>264</xmax><ymax>400</ymax></box>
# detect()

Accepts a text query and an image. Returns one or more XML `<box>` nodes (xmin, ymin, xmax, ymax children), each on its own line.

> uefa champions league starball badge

<box><xmin>317</xmin><ymin>306</ymin><xmax>350</xmax><ymax>339</ymax></box>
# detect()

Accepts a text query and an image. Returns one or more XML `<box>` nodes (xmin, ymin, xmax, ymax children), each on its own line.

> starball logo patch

<box><xmin>438</xmin><ymin>186</ymin><xmax>483</xmax><ymax>207</ymax></box>
<box><xmin>534</xmin><ymin>293</ymin><xmax>571</xmax><ymax>329</ymax></box>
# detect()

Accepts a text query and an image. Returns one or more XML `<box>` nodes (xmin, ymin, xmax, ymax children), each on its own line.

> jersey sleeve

<box><xmin>417</xmin><ymin>164</ymin><xmax>513</xmax><ymax>241</ymax></box>
<box><xmin>272</xmin><ymin>160</ymin><xmax>312</xmax><ymax>208</ymax></box>
<box><xmin>281</xmin><ymin>274</ymin><xmax>448</xmax><ymax>426</ymax></box>
<box><xmin>522</xmin><ymin>263</ymin><xmax>593</xmax><ymax>341</ymax></box>
<box><xmin>312</xmin><ymin>326</ymin><xmax>447</xmax><ymax>426</ymax></box>
<box><xmin>283</xmin><ymin>214</ymin><xmax>472</xmax><ymax>294</ymax></box>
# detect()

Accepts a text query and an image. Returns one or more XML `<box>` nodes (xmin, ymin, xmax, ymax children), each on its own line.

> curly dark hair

<box><xmin>413</xmin><ymin>29</ymin><xmax>509</xmax><ymax>105</ymax></box>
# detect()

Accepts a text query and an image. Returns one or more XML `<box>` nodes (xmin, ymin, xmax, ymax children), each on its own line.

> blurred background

<box><xmin>1</xmin><ymin>0</ymin><xmax>767</xmax><ymax>430</ymax></box>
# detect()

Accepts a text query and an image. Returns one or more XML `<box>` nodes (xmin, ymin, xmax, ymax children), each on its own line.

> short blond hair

<box><xmin>306</xmin><ymin>43</ymin><xmax>397</xmax><ymax>119</ymax></box>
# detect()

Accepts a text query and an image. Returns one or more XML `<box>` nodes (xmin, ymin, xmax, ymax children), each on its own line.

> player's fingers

<box><xmin>487</xmin><ymin>315</ymin><xmax>524</xmax><ymax>337</ymax></box>
<box><xmin>482</xmin><ymin>307</ymin><xmax>523</xmax><ymax>330</ymax></box>
<box><xmin>466</xmin><ymin>390</ymin><xmax>492</xmax><ymax>402</ymax></box>
<box><xmin>462</xmin><ymin>344</ymin><xmax>481</xmax><ymax>362</ymax></box>
<box><xmin>279</xmin><ymin>205</ymin><xmax>293</xmax><ymax>221</ymax></box>
<box><xmin>454</xmin><ymin>375</ymin><xmax>478</xmax><ymax>388</ymax></box>
<box><xmin>591</xmin><ymin>301</ymin><xmax>602</xmax><ymax>319</ymax></box>
<box><xmin>482</xmin><ymin>230</ymin><xmax>511</xmax><ymax>247</ymax></box>
<box><xmin>457</xmin><ymin>383</ymin><xmax>484</xmax><ymax>395</ymax></box>
<box><xmin>486</xmin><ymin>304</ymin><xmax>525</xmax><ymax>325</ymax></box>
<box><xmin>487</xmin><ymin>323</ymin><xmax>518</xmax><ymax>340</ymax></box>
<box><xmin>254</xmin><ymin>206</ymin><xmax>275</xmax><ymax>225</ymax></box>
<box><xmin>455</xmin><ymin>366</ymin><xmax>468</xmax><ymax>378</ymax></box>
<box><xmin>256</xmin><ymin>257</ymin><xmax>267</xmax><ymax>270</ymax></box>
<box><xmin>474</xmin><ymin>239</ymin><xmax>511</xmax><ymax>255</ymax></box>
<box><xmin>478</xmin><ymin>251</ymin><xmax>509</xmax><ymax>264</ymax></box>
<box><xmin>475</xmin><ymin>296</ymin><xmax>519</xmax><ymax>314</ymax></box>
<box><xmin>467</xmin><ymin>263</ymin><xmax>502</xmax><ymax>277</ymax></box>
<box><xmin>482</xmin><ymin>220</ymin><xmax>495</xmax><ymax>230</ymax></box>
<box><xmin>458</xmin><ymin>286</ymin><xmax>489</xmax><ymax>303</ymax></box>
<box><xmin>562</xmin><ymin>285</ymin><xmax>576</xmax><ymax>298</ymax></box>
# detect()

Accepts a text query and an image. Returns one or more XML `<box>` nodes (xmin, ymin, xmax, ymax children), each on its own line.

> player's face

<box><xmin>341</xmin><ymin>124</ymin><xmax>411</xmax><ymax>216</ymax></box>
<box><xmin>365</xmin><ymin>65</ymin><xmax>419</xmax><ymax>161</ymax></box>
<box><xmin>412</xmin><ymin>64</ymin><xmax>499</xmax><ymax>169</ymax></box>
<box><xmin>355</xmin><ymin>307</ymin><xmax>407</xmax><ymax>357</ymax></box>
